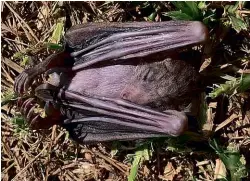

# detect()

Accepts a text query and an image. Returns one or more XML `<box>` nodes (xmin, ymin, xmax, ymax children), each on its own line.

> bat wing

<box><xmin>35</xmin><ymin>84</ymin><xmax>188</xmax><ymax>142</ymax></box>
<box><xmin>15</xmin><ymin>21</ymin><xmax>208</xmax><ymax>94</ymax></box>
<box><xmin>65</xmin><ymin>21</ymin><xmax>208</xmax><ymax>71</ymax></box>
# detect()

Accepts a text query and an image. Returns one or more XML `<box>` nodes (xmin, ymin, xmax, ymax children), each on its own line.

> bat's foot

<box><xmin>14</xmin><ymin>68</ymin><xmax>41</xmax><ymax>94</ymax></box>
<box><xmin>17</xmin><ymin>98</ymin><xmax>62</xmax><ymax>129</ymax></box>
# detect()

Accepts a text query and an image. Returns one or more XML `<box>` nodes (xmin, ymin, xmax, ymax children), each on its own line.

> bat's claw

<box><xmin>26</xmin><ymin>106</ymin><xmax>36</xmax><ymax>120</ymax></box>
<box><xmin>20</xmin><ymin>98</ymin><xmax>35</xmax><ymax>114</ymax></box>
<box><xmin>29</xmin><ymin>115</ymin><xmax>42</xmax><ymax>129</ymax></box>
<box><xmin>17</xmin><ymin>97</ymin><xmax>41</xmax><ymax>129</ymax></box>
<box><xmin>17</xmin><ymin>97</ymin><xmax>62</xmax><ymax>129</ymax></box>
<box><xmin>14</xmin><ymin>68</ymin><xmax>38</xmax><ymax>94</ymax></box>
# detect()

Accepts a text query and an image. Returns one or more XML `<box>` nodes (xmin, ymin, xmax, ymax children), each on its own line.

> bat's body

<box><xmin>65</xmin><ymin>58</ymin><xmax>198</xmax><ymax>109</ymax></box>
<box><xmin>15</xmin><ymin>21</ymin><xmax>208</xmax><ymax>143</ymax></box>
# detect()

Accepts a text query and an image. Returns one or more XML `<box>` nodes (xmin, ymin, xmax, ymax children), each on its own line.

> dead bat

<box><xmin>14</xmin><ymin>21</ymin><xmax>208</xmax><ymax>143</ymax></box>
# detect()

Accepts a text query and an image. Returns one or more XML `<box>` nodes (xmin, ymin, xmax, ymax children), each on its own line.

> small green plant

<box><xmin>209</xmin><ymin>74</ymin><xmax>250</xmax><ymax>99</ymax></box>
<box><xmin>210</xmin><ymin>139</ymin><xmax>248</xmax><ymax>181</ymax></box>
<box><xmin>11</xmin><ymin>115</ymin><xmax>29</xmax><ymax>137</ymax></box>
<box><xmin>222</xmin><ymin>2</ymin><xmax>248</xmax><ymax>33</ymax></box>
<box><xmin>1</xmin><ymin>91</ymin><xmax>18</xmax><ymax>106</ymax></box>
<box><xmin>163</xmin><ymin>2</ymin><xmax>216</xmax><ymax>25</ymax></box>
<box><xmin>128</xmin><ymin>142</ymin><xmax>152</xmax><ymax>181</ymax></box>
<box><xmin>163</xmin><ymin>1</ymin><xmax>249</xmax><ymax>33</ymax></box>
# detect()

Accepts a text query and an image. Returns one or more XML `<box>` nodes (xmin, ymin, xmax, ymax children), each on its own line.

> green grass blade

<box><xmin>128</xmin><ymin>144</ymin><xmax>151</xmax><ymax>181</ymax></box>
<box><xmin>171</xmin><ymin>1</ymin><xmax>201</xmax><ymax>20</ymax></box>
<box><xmin>50</xmin><ymin>22</ymin><xmax>64</xmax><ymax>44</ymax></box>
<box><xmin>185</xmin><ymin>1</ymin><xmax>201</xmax><ymax>19</ymax></box>
<box><xmin>209</xmin><ymin>74</ymin><xmax>250</xmax><ymax>99</ymax></box>
<box><xmin>171</xmin><ymin>2</ymin><xmax>192</xmax><ymax>15</ymax></box>
<box><xmin>163</xmin><ymin>11</ymin><xmax>193</xmax><ymax>20</ymax></box>
<box><xmin>128</xmin><ymin>154</ymin><xmax>141</xmax><ymax>181</ymax></box>
<box><xmin>46</xmin><ymin>42</ymin><xmax>63</xmax><ymax>50</ymax></box>
<box><xmin>210</xmin><ymin>140</ymin><xmax>248</xmax><ymax>181</ymax></box>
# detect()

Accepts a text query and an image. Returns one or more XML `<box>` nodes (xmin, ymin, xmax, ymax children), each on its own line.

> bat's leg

<box><xmin>18</xmin><ymin>98</ymin><xmax>63</xmax><ymax>129</ymax></box>
<box><xmin>70</xmin><ymin>21</ymin><xmax>208</xmax><ymax>71</ymax></box>
<box><xmin>14</xmin><ymin>51</ymin><xmax>71</xmax><ymax>94</ymax></box>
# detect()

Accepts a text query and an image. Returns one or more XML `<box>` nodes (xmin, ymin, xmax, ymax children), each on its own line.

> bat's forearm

<box><xmin>69</xmin><ymin>21</ymin><xmax>208</xmax><ymax>71</ymax></box>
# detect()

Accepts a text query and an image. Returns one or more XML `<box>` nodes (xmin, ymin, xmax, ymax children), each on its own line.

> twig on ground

<box><xmin>4</xmin><ymin>2</ymin><xmax>39</xmax><ymax>42</ymax></box>
<box><xmin>11</xmin><ymin>143</ymin><xmax>49</xmax><ymax>181</ymax></box>
<box><xmin>215</xmin><ymin>114</ymin><xmax>238</xmax><ymax>132</ymax></box>
<box><xmin>2</xmin><ymin>57</ymin><xmax>24</xmax><ymax>73</ymax></box>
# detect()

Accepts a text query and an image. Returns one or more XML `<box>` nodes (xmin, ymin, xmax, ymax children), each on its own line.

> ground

<box><xmin>1</xmin><ymin>2</ymin><xmax>250</xmax><ymax>181</ymax></box>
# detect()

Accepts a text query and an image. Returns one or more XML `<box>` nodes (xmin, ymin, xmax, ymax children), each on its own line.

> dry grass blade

<box><xmin>215</xmin><ymin>114</ymin><xmax>238</xmax><ymax>132</ymax></box>
<box><xmin>2</xmin><ymin>57</ymin><xmax>24</xmax><ymax>73</ymax></box>
<box><xmin>93</xmin><ymin>150</ymin><xmax>128</xmax><ymax>175</ymax></box>
<box><xmin>4</xmin><ymin>2</ymin><xmax>39</xmax><ymax>43</ymax></box>
<box><xmin>11</xmin><ymin>143</ymin><xmax>49</xmax><ymax>181</ymax></box>
<box><xmin>2</xmin><ymin>65</ymin><xmax>14</xmax><ymax>84</ymax></box>
<box><xmin>214</xmin><ymin>159</ymin><xmax>227</xmax><ymax>180</ymax></box>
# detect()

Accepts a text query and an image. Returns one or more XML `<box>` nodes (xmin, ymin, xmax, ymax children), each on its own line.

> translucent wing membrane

<box><xmin>36</xmin><ymin>84</ymin><xmax>188</xmax><ymax>142</ymax></box>
<box><xmin>65</xmin><ymin>21</ymin><xmax>208</xmax><ymax>71</ymax></box>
